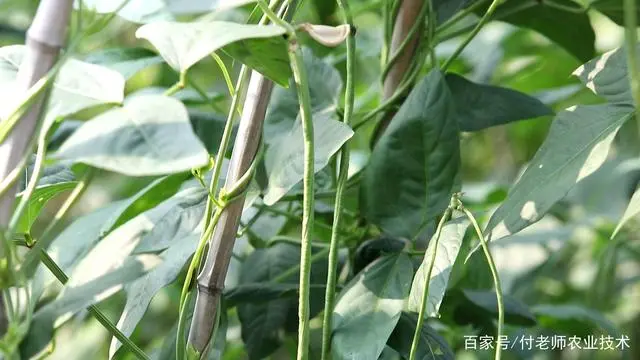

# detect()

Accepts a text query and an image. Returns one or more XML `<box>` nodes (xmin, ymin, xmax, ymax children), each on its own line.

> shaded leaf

<box><xmin>486</xmin><ymin>104</ymin><xmax>633</xmax><ymax>241</ymax></box>
<box><xmin>264</xmin><ymin>48</ymin><xmax>342</xmax><ymax>140</ymax></box>
<box><xmin>362</xmin><ymin>70</ymin><xmax>460</xmax><ymax>239</ymax></box>
<box><xmin>353</xmin><ymin>237</ymin><xmax>407</xmax><ymax>275</ymax></box>
<box><xmin>263</xmin><ymin>111</ymin><xmax>353</xmax><ymax>205</ymax></box>
<box><xmin>409</xmin><ymin>216</ymin><xmax>469</xmax><ymax>317</ymax></box>
<box><xmin>591</xmin><ymin>0</ymin><xmax>640</xmax><ymax>26</ymax></box>
<box><xmin>573</xmin><ymin>45</ymin><xmax>635</xmax><ymax>105</ymax></box>
<box><xmin>56</xmin><ymin>94</ymin><xmax>210</xmax><ymax>176</ymax></box>
<box><xmin>476</xmin><ymin>0</ymin><xmax>595</xmax><ymax>62</ymax></box>
<box><xmin>532</xmin><ymin>304</ymin><xmax>619</xmax><ymax>337</ymax></box>
<box><xmin>612</xmin><ymin>186</ymin><xmax>640</xmax><ymax>238</ymax></box>
<box><xmin>445</xmin><ymin>73</ymin><xmax>553</xmax><ymax>131</ymax></box>
<box><xmin>461</xmin><ymin>289</ymin><xmax>537</xmax><ymax>326</ymax></box>
<box><xmin>84</xmin><ymin>47</ymin><xmax>164</xmax><ymax>79</ymax></box>
<box><xmin>434</xmin><ymin>0</ymin><xmax>475</xmax><ymax>25</ymax></box>
<box><xmin>332</xmin><ymin>254</ymin><xmax>413</xmax><ymax>360</ymax></box>
<box><xmin>387</xmin><ymin>312</ymin><xmax>455</xmax><ymax>360</ymax></box>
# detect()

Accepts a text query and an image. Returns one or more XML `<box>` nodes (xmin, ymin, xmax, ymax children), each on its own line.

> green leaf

<box><xmin>460</xmin><ymin>289</ymin><xmax>537</xmax><ymax>326</ymax></box>
<box><xmin>225</xmin><ymin>283</ymin><xmax>300</xmax><ymax>307</ymax></box>
<box><xmin>81</xmin><ymin>0</ymin><xmax>255</xmax><ymax>23</ymax></box>
<box><xmin>222</xmin><ymin>35</ymin><xmax>292</xmax><ymax>87</ymax></box>
<box><xmin>21</xmin><ymin>254</ymin><xmax>161</xmax><ymax>359</ymax></box>
<box><xmin>387</xmin><ymin>312</ymin><xmax>454</xmax><ymax>360</ymax></box>
<box><xmin>0</xmin><ymin>45</ymin><xmax>125</xmax><ymax>124</ymax></box>
<box><xmin>84</xmin><ymin>47</ymin><xmax>164</xmax><ymax>79</ymax></box>
<box><xmin>591</xmin><ymin>0</ymin><xmax>640</xmax><ymax>26</ymax></box>
<box><xmin>14</xmin><ymin>181</ymin><xmax>77</xmax><ymax>234</ymax></box>
<box><xmin>362</xmin><ymin>70</ymin><xmax>460</xmax><ymax>239</ymax></box>
<box><xmin>263</xmin><ymin>111</ymin><xmax>354</xmax><ymax>205</ymax></box>
<box><xmin>486</xmin><ymin>104</ymin><xmax>633</xmax><ymax>241</ymax></box>
<box><xmin>56</xmin><ymin>94</ymin><xmax>210</xmax><ymax>176</ymax></box>
<box><xmin>476</xmin><ymin>0</ymin><xmax>595</xmax><ymax>62</ymax></box>
<box><xmin>332</xmin><ymin>254</ymin><xmax>413</xmax><ymax>360</ymax></box>
<box><xmin>612</xmin><ymin>186</ymin><xmax>640</xmax><ymax>238</ymax></box>
<box><xmin>445</xmin><ymin>73</ymin><xmax>553</xmax><ymax>131</ymax></box>
<box><xmin>353</xmin><ymin>237</ymin><xmax>407</xmax><ymax>274</ymax></box>
<box><xmin>100</xmin><ymin>173</ymin><xmax>187</xmax><ymax>236</ymax></box>
<box><xmin>408</xmin><ymin>216</ymin><xmax>469</xmax><ymax>317</ymax></box>
<box><xmin>532</xmin><ymin>304</ymin><xmax>619</xmax><ymax>337</ymax></box>
<box><xmin>237</xmin><ymin>243</ymin><xmax>328</xmax><ymax>360</ymax></box>
<box><xmin>136</xmin><ymin>21</ymin><xmax>288</xmax><ymax>80</ymax></box>
<box><xmin>109</xmin><ymin>234</ymin><xmax>199</xmax><ymax>358</ymax></box>
<box><xmin>434</xmin><ymin>0</ymin><xmax>475</xmax><ymax>25</ymax></box>
<box><xmin>573</xmin><ymin>45</ymin><xmax>635</xmax><ymax>105</ymax></box>
<box><xmin>264</xmin><ymin>48</ymin><xmax>343</xmax><ymax>139</ymax></box>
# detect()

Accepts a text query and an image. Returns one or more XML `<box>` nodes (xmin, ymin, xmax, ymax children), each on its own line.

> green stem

<box><xmin>442</xmin><ymin>0</ymin><xmax>504</xmax><ymax>71</ymax></box>
<box><xmin>625</xmin><ymin>0</ymin><xmax>640</xmax><ymax>110</ymax></box>
<box><xmin>39</xmin><ymin>251</ymin><xmax>149</xmax><ymax>360</ymax></box>
<box><xmin>545</xmin><ymin>0</ymin><xmax>585</xmax><ymax>13</ymax></box>
<box><xmin>288</xmin><ymin>41</ymin><xmax>315</xmax><ymax>360</ymax></box>
<box><xmin>426</xmin><ymin>0</ymin><xmax>437</xmax><ymax>66</ymax></box>
<box><xmin>321</xmin><ymin>1</ymin><xmax>355</xmax><ymax>359</ymax></box>
<box><xmin>409</xmin><ymin>208</ymin><xmax>452</xmax><ymax>360</ymax></box>
<box><xmin>210</xmin><ymin>53</ymin><xmax>235</xmax><ymax>98</ymax></box>
<box><xmin>461</xmin><ymin>206</ymin><xmax>504</xmax><ymax>360</ymax></box>
<box><xmin>164</xmin><ymin>71</ymin><xmax>186</xmax><ymax>96</ymax></box>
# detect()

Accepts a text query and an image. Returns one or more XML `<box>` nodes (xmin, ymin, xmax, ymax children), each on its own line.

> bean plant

<box><xmin>0</xmin><ymin>0</ymin><xmax>638</xmax><ymax>359</ymax></box>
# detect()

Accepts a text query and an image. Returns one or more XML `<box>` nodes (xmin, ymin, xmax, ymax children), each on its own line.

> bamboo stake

<box><xmin>374</xmin><ymin>0</ymin><xmax>425</xmax><ymax>141</ymax></box>
<box><xmin>188</xmin><ymin>71</ymin><xmax>273</xmax><ymax>353</ymax></box>
<box><xmin>0</xmin><ymin>0</ymin><xmax>73</xmax><ymax>335</ymax></box>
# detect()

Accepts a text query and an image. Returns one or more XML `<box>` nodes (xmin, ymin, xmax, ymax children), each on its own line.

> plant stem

<box><xmin>288</xmin><ymin>40</ymin><xmax>315</xmax><ymax>360</ymax></box>
<box><xmin>409</xmin><ymin>208</ymin><xmax>452</xmax><ymax>360</ymax></box>
<box><xmin>625</xmin><ymin>0</ymin><xmax>640</xmax><ymax>110</ymax></box>
<box><xmin>436</xmin><ymin>0</ymin><xmax>488</xmax><ymax>34</ymax></box>
<box><xmin>320</xmin><ymin>1</ymin><xmax>354</xmax><ymax>359</ymax></box>
<box><xmin>461</xmin><ymin>206</ymin><xmax>504</xmax><ymax>360</ymax></box>
<box><xmin>442</xmin><ymin>0</ymin><xmax>504</xmax><ymax>71</ymax></box>
<box><xmin>39</xmin><ymin>251</ymin><xmax>149</xmax><ymax>360</ymax></box>
<box><xmin>210</xmin><ymin>53</ymin><xmax>235</xmax><ymax>97</ymax></box>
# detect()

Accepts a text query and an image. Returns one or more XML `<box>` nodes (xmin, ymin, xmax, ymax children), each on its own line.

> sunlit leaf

<box><xmin>573</xmin><ymin>45</ymin><xmax>635</xmax><ymax>105</ymax></box>
<box><xmin>332</xmin><ymin>254</ymin><xmax>413</xmax><ymax>360</ymax></box>
<box><xmin>14</xmin><ymin>181</ymin><xmax>77</xmax><ymax>234</ymax></box>
<box><xmin>486</xmin><ymin>104</ymin><xmax>633</xmax><ymax>241</ymax></box>
<box><xmin>84</xmin><ymin>47</ymin><xmax>164</xmax><ymax>79</ymax></box>
<box><xmin>408</xmin><ymin>216</ymin><xmax>469</xmax><ymax>317</ymax></box>
<box><xmin>56</xmin><ymin>95</ymin><xmax>210</xmax><ymax>176</ymax></box>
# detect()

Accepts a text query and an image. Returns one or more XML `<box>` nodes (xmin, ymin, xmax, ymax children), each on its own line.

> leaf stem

<box><xmin>442</xmin><ymin>0</ymin><xmax>504</xmax><ymax>71</ymax></box>
<box><xmin>288</xmin><ymin>40</ymin><xmax>315</xmax><ymax>360</ymax></box>
<box><xmin>321</xmin><ymin>0</ymin><xmax>355</xmax><ymax>358</ymax></box>
<box><xmin>409</xmin><ymin>208</ymin><xmax>452</xmax><ymax>360</ymax></box>
<box><xmin>624</xmin><ymin>0</ymin><xmax>640</xmax><ymax>110</ymax></box>
<box><xmin>460</xmin><ymin>206</ymin><xmax>504</xmax><ymax>360</ymax></box>
<box><xmin>39</xmin><ymin>251</ymin><xmax>149</xmax><ymax>360</ymax></box>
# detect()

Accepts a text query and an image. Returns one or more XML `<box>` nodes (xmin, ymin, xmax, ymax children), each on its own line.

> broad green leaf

<box><xmin>476</xmin><ymin>0</ymin><xmax>595</xmax><ymax>62</ymax></box>
<box><xmin>573</xmin><ymin>45</ymin><xmax>635</xmax><ymax>105</ymax></box>
<box><xmin>434</xmin><ymin>0</ymin><xmax>475</xmax><ymax>24</ymax></box>
<box><xmin>532</xmin><ymin>304</ymin><xmax>619</xmax><ymax>337</ymax></box>
<box><xmin>136</xmin><ymin>21</ymin><xmax>288</xmax><ymax>81</ymax></box>
<box><xmin>56</xmin><ymin>94</ymin><xmax>210</xmax><ymax>176</ymax></box>
<box><xmin>387</xmin><ymin>312</ymin><xmax>455</xmax><ymax>360</ymax></box>
<box><xmin>84</xmin><ymin>47</ymin><xmax>163</xmax><ymax>79</ymax></box>
<box><xmin>100</xmin><ymin>173</ymin><xmax>187</xmax><ymax>236</ymax></box>
<box><xmin>225</xmin><ymin>283</ymin><xmax>301</xmax><ymax>307</ymax></box>
<box><xmin>81</xmin><ymin>0</ymin><xmax>256</xmax><ymax>23</ymax></box>
<box><xmin>361</xmin><ymin>70</ymin><xmax>460</xmax><ymax>239</ymax></box>
<box><xmin>21</xmin><ymin>160</ymin><xmax>76</xmax><ymax>189</ymax></box>
<box><xmin>14</xmin><ymin>181</ymin><xmax>77</xmax><ymax>234</ymax></box>
<box><xmin>222</xmin><ymin>36</ymin><xmax>292</xmax><ymax>87</ymax></box>
<box><xmin>461</xmin><ymin>289</ymin><xmax>537</xmax><ymax>326</ymax></box>
<box><xmin>21</xmin><ymin>254</ymin><xmax>160</xmax><ymax>359</ymax></box>
<box><xmin>237</xmin><ymin>243</ymin><xmax>328</xmax><ymax>359</ymax></box>
<box><xmin>332</xmin><ymin>254</ymin><xmax>413</xmax><ymax>360</ymax></box>
<box><xmin>591</xmin><ymin>0</ymin><xmax>640</xmax><ymax>26</ymax></box>
<box><xmin>110</xmin><ymin>234</ymin><xmax>198</xmax><ymax>358</ymax></box>
<box><xmin>409</xmin><ymin>216</ymin><xmax>469</xmax><ymax>317</ymax></box>
<box><xmin>264</xmin><ymin>48</ymin><xmax>342</xmax><ymax>140</ymax></box>
<box><xmin>0</xmin><ymin>45</ymin><xmax>125</xmax><ymax>125</ymax></box>
<box><xmin>445</xmin><ymin>73</ymin><xmax>553</xmax><ymax>131</ymax></box>
<box><xmin>263</xmin><ymin>111</ymin><xmax>354</xmax><ymax>205</ymax></box>
<box><xmin>486</xmin><ymin>104</ymin><xmax>633</xmax><ymax>241</ymax></box>
<box><xmin>612</xmin><ymin>186</ymin><xmax>640</xmax><ymax>238</ymax></box>
<box><xmin>132</xmin><ymin>186</ymin><xmax>208</xmax><ymax>254</ymax></box>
